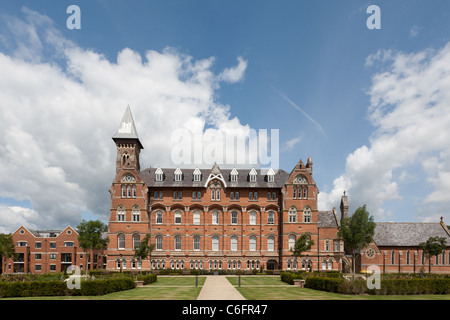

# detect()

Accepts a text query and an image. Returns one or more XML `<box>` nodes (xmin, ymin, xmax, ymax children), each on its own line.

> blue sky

<box><xmin>1</xmin><ymin>0</ymin><xmax>450</xmax><ymax>231</ymax></box>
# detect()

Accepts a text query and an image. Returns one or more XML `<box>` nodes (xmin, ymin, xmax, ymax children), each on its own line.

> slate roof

<box><xmin>140</xmin><ymin>167</ymin><xmax>290</xmax><ymax>188</ymax></box>
<box><xmin>373</xmin><ymin>222</ymin><xmax>450</xmax><ymax>247</ymax></box>
<box><xmin>318</xmin><ymin>211</ymin><xmax>339</xmax><ymax>228</ymax></box>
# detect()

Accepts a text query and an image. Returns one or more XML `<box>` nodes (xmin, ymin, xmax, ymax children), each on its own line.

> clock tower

<box><xmin>107</xmin><ymin>105</ymin><xmax>149</xmax><ymax>271</ymax></box>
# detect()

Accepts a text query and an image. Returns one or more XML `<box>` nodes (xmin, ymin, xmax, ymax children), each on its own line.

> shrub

<box><xmin>304</xmin><ymin>277</ymin><xmax>450</xmax><ymax>295</ymax></box>
<box><xmin>80</xmin><ymin>278</ymin><xmax>136</xmax><ymax>296</ymax></box>
<box><xmin>139</xmin><ymin>274</ymin><xmax>157</xmax><ymax>285</ymax></box>
<box><xmin>281</xmin><ymin>272</ymin><xmax>303</xmax><ymax>285</ymax></box>
<box><xmin>0</xmin><ymin>280</ymin><xmax>70</xmax><ymax>298</ymax></box>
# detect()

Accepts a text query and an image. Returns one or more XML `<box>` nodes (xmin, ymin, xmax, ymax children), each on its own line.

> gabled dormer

<box><xmin>266</xmin><ymin>168</ymin><xmax>275</xmax><ymax>182</ymax></box>
<box><xmin>174</xmin><ymin>168</ymin><xmax>183</xmax><ymax>182</ymax></box>
<box><xmin>230</xmin><ymin>168</ymin><xmax>238</xmax><ymax>182</ymax></box>
<box><xmin>248</xmin><ymin>168</ymin><xmax>257</xmax><ymax>182</ymax></box>
<box><xmin>193</xmin><ymin>168</ymin><xmax>202</xmax><ymax>182</ymax></box>
<box><xmin>155</xmin><ymin>167</ymin><xmax>164</xmax><ymax>181</ymax></box>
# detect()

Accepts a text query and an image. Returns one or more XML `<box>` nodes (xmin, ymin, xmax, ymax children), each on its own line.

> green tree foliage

<box><xmin>419</xmin><ymin>236</ymin><xmax>447</xmax><ymax>273</ymax></box>
<box><xmin>338</xmin><ymin>205</ymin><xmax>376</xmax><ymax>279</ymax></box>
<box><xmin>77</xmin><ymin>220</ymin><xmax>109</xmax><ymax>272</ymax></box>
<box><xmin>134</xmin><ymin>233</ymin><xmax>155</xmax><ymax>271</ymax></box>
<box><xmin>0</xmin><ymin>233</ymin><xmax>15</xmax><ymax>274</ymax></box>
<box><xmin>291</xmin><ymin>233</ymin><xmax>314</xmax><ymax>258</ymax></box>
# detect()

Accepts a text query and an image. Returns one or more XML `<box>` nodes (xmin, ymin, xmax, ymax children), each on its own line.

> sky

<box><xmin>1</xmin><ymin>0</ymin><xmax>450</xmax><ymax>232</ymax></box>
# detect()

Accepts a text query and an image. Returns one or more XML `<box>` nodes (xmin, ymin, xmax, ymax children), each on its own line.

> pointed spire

<box><xmin>112</xmin><ymin>105</ymin><xmax>143</xmax><ymax>149</ymax></box>
<box><xmin>113</xmin><ymin>105</ymin><xmax>139</xmax><ymax>139</ymax></box>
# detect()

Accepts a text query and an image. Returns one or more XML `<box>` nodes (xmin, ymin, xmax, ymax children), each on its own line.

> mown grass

<box><xmin>227</xmin><ymin>276</ymin><xmax>450</xmax><ymax>300</ymax></box>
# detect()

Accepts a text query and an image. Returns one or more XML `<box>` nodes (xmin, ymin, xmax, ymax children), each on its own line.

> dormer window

<box><xmin>193</xmin><ymin>168</ymin><xmax>201</xmax><ymax>182</ymax></box>
<box><xmin>230</xmin><ymin>168</ymin><xmax>238</xmax><ymax>182</ymax></box>
<box><xmin>155</xmin><ymin>168</ymin><xmax>163</xmax><ymax>182</ymax></box>
<box><xmin>267</xmin><ymin>168</ymin><xmax>275</xmax><ymax>182</ymax></box>
<box><xmin>249</xmin><ymin>168</ymin><xmax>257</xmax><ymax>182</ymax></box>
<box><xmin>174</xmin><ymin>168</ymin><xmax>182</xmax><ymax>182</ymax></box>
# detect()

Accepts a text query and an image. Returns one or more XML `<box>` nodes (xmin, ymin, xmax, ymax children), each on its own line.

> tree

<box><xmin>134</xmin><ymin>233</ymin><xmax>155</xmax><ymax>272</ymax></box>
<box><xmin>77</xmin><ymin>220</ymin><xmax>109</xmax><ymax>274</ymax></box>
<box><xmin>338</xmin><ymin>205</ymin><xmax>376</xmax><ymax>280</ymax></box>
<box><xmin>0</xmin><ymin>233</ymin><xmax>15</xmax><ymax>274</ymax></box>
<box><xmin>419</xmin><ymin>236</ymin><xmax>447</xmax><ymax>273</ymax></box>
<box><xmin>291</xmin><ymin>233</ymin><xmax>315</xmax><ymax>267</ymax></box>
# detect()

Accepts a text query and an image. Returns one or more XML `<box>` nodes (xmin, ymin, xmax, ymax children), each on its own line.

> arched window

<box><xmin>406</xmin><ymin>250</ymin><xmax>410</xmax><ymax>265</ymax></box>
<box><xmin>303</xmin><ymin>207</ymin><xmax>311</xmax><ymax>223</ymax></box>
<box><xmin>231</xmin><ymin>211</ymin><xmax>238</xmax><ymax>224</ymax></box>
<box><xmin>132</xmin><ymin>206</ymin><xmax>140</xmax><ymax>222</ymax></box>
<box><xmin>267</xmin><ymin>236</ymin><xmax>274</xmax><ymax>251</ymax></box>
<box><xmin>288</xmin><ymin>207</ymin><xmax>297</xmax><ymax>223</ymax></box>
<box><xmin>212</xmin><ymin>236</ymin><xmax>219</xmax><ymax>251</ymax></box>
<box><xmin>174</xmin><ymin>210</ymin><xmax>182</xmax><ymax>224</ymax></box>
<box><xmin>118</xmin><ymin>233</ymin><xmax>125</xmax><ymax>249</ymax></box>
<box><xmin>249</xmin><ymin>236</ymin><xmax>256</xmax><ymax>251</ymax></box>
<box><xmin>288</xmin><ymin>234</ymin><xmax>295</xmax><ymax>250</ymax></box>
<box><xmin>156</xmin><ymin>210</ymin><xmax>163</xmax><ymax>224</ymax></box>
<box><xmin>212</xmin><ymin>211</ymin><xmax>219</xmax><ymax>225</ymax></box>
<box><xmin>193</xmin><ymin>211</ymin><xmax>200</xmax><ymax>225</ymax></box>
<box><xmin>302</xmin><ymin>186</ymin><xmax>307</xmax><ymax>198</ymax></box>
<box><xmin>156</xmin><ymin>235</ymin><xmax>163</xmax><ymax>250</ymax></box>
<box><xmin>117</xmin><ymin>206</ymin><xmax>125</xmax><ymax>222</ymax></box>
<box><xmin>174</xmin><ymin>235</ymin><xmax>182</xmax><ymax>251</ymax></box>
<box><xmin>193</xmin><ymin>235</ymin><xmax>200</xmax><ymax>251</ymax></box>
<box><xmin>267</xmin><ymin>211</ymin><xmax>275</xmax><ymax>224</ymax></box>
<box><xmin>133</xmin><ymin>234</ymin><xmax>140</xmax><ymax>249</ymax></box>
<box><xmin>231</xmin><ymin>236</ymin><xmax>238</xmax><ymax>251</ymax></box>
<box><xmin>249</xmin><ymin>211</ymin><xmax>257</xmax><ymax>225</ymax></box>
<box><xmin>328</xmin><ymin>260</ymin><xmax>332</xmax><ymax>270</ymax></box>
<box><xmin>391</xmin><ymin>250</ymin><xmax>395</xmax><ymax>264</ymax></box>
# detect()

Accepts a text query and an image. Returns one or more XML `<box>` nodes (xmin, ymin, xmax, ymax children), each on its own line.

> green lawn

<box><xmin>3</xmin><ymin>276</ymin><xmax>206</xmax><ymax>300</ymax></box>
<box><xmin>226</xmin><ymin>276</ymin><xmax>450</xmax><ymax>300</ymax></box>
<box><xmin>3</xmin><ymin>275</ymin><xmax>450</xmax><ymax>300</ymax></box>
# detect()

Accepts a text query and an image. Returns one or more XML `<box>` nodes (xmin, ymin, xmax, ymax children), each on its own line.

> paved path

<box><xmin>196</xmin><ymin>276</ymin><xmax>246</xmax><ymax>300</ymax></box>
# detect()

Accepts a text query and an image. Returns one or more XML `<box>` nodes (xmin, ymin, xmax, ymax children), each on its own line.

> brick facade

<box><xmin>4</xmin><ymin>226</ymin><xmax>103</xmax><ymax>274</ymax></box>
<box><xmin>104</xmin><ymin>107</ymin><xmax>344</xmax><ymax>272</ymax></box>
<box><xmin>5</xmin><ymin>106</ymin><xmax>450</xmax><ymax>275</ymax></box>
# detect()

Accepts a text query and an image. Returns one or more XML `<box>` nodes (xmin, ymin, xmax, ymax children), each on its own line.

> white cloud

<box><xmin>0</xmin><ymin>8</ymin><xmax>250</xmax><ymax>231</ymax></box>
<box><xmin>283</xmin><ymin>136</ymin><xmax>302</xmax><ymax>152</ymax></box>
<box><xmin>319</xmin><ymin>43</ymin><xmax>450</xmax><ymax>222</ymax></box>
<box><xmin>217</xmin><ymin>56</ymin><xmax>248</xmax><ymax>83</ymax></box>
<box><xmin>0</xmin><ymin>205</ymin><xmax>41</xmax><ymax>234</ymax></box>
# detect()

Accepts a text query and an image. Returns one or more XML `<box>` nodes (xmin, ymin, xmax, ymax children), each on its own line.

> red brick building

<box><xmin>5</xmin><ymin>106</ymin><xmax>449</xmax><ymax>275</ymax></box>
<box><xmin>3</xmin><ymin>225</ymin><xmax>104</xmax><ymax>274</ymax></box>
<box><xmin>357</xmin><ymin>219</ymin><xmax>450</xmax><ymax>274</ymax></box>
<box><xmin>106</xmin><ymin>106</ymin><xmax>345</xmax><ymax>272</ymax></box>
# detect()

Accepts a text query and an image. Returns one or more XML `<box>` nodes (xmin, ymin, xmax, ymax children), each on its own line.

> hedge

<box><xmin>304</xmin><ymin>277</ymin><xmax>450</xmax><ymax>295</ymax></box>
<box><xmin>80</xmin><ymin>278</ymin><xmax>136</xmax><ymax>296</ymax></box>
<box><xmin>0</xmin><ymin>280</ymin><xmax>72</xmax><ymax>298</ymax></box>
<box><xmin>280</xmin><ymin>272</ymin><xmax>304</xmax><ymax>285</ymax></box>
<box><xmin>0</xmin><ymin>278</ymin><xmax>137</xmax><ymax>298</ymax></box>
<box><xmin>139</xmin><ymin>274</ymin><xmax>157</xmax><ymax>285</ymax></box>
